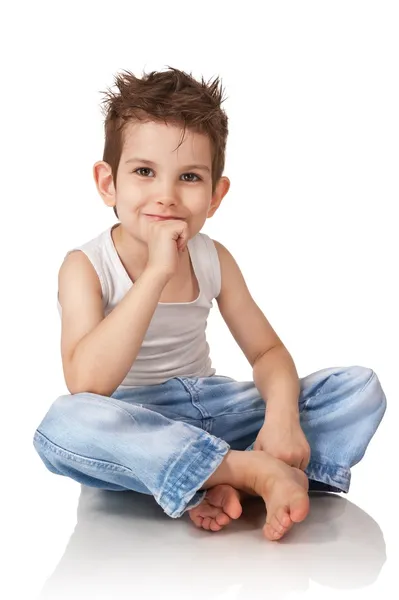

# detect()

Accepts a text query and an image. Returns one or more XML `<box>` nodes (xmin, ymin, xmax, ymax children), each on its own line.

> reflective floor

<box><xmin>34</xmin><ymin>483</ymin><xmax>389</xmax><ymax>600</ymax></box>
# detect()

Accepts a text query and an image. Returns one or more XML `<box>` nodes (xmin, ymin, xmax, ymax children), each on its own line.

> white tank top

<box><xmin>57</xmin><ymin>224</ymin><xmax>221</xmax><ymax>388</ymax></box>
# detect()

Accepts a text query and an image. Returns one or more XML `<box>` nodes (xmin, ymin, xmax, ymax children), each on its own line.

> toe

<box><xmin>193</xmin><ymin>516</ymin><xmax>204</xmax><ymax>528</ymax></box>
<box><xmin>272</xmin><ymin>529</ymin><xmax>283</xmax><ymax>540</ymax></box>
<box><xmin>269</xmin><ymin>514</ymin><xmax>286</xmax><ymax>535</ymax></box>
<box><xmin>209</xmin><ymin>520</ymin><xmax>222</xmax><ymax>532</ymax></box>
<box><xmin>224</xmin><ymin>494</ymin><xmax>243</xmax><ymax>520</ymax></box>
<box><xmin>209</xmin><ymin>485</ymin><xmax>242</xmax><ymax>520</ymax></box>
<box><xmin>276</xmin><ymin>506</ymin><xmax>292</xmax><ymax>529</ymax></box>
<box><xmin>216</xmin><ymin>513</ymin><xmax>230</xmax><ymax>526</ymax></box>
<box><xmin>263</xmin><ymin>522</ymin><xmax>282</xmax><ymax>541</ymax></box>
<box><xmin>290</xmin><ymin>494</ymin><xmax>310</xmax><ymax>523</ymax></box>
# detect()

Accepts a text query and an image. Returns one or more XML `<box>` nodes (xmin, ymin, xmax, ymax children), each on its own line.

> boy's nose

<box><xmin>155</xmin><ymin>191</ymin><xmax>180</xmax><ymax>207</ymax></box>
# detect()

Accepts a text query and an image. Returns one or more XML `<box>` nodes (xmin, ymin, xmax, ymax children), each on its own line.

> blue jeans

<box><xmin>33</xmin><ymin>366</ymin><xmax>386</xmax><ymax>518</ymax></box>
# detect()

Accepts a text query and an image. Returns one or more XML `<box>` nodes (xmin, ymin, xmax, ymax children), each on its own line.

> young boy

<box><xmin>33</xmin><ymin>67</ymin><xmax>387</xmax><ymax>542</ymax></box>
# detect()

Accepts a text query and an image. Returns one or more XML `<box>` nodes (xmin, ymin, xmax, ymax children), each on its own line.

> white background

<box><xmin>1</xmin><ymin>1</ymin><xmax>398</xmax><ymax>599</ymax></box>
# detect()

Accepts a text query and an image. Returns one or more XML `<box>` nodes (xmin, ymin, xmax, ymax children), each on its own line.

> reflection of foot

<box><xmin>188</xmin><ymin>484</ymin><xmax>245</xmax><ymax>532</ymax></box>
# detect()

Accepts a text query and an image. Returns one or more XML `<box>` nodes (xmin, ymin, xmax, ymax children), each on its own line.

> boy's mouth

<box><xmin>144</xmin><ymin>214</ymin><xmax>184</xmax><ymax>220</ymax></box>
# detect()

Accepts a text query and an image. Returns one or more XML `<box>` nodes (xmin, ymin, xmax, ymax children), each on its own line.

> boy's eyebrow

<box><xmin>125</xmin><ymin>157</ymin><xmax>211</xmax><ymax>173</ymax></box>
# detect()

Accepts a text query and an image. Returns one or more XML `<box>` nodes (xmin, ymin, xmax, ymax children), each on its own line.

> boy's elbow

<box><xmin>67</xmin><ymin>378</ymin><xmax>117</xmax><ymax>397</ymax></box>
<box><xmin>64</xmin><ymin>360</ymin><xmax>115</xmax><ymax>396</ymax></box>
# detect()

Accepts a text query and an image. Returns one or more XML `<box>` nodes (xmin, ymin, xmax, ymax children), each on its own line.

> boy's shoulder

<box><xmin>59</xmin><ymin>225</ymin><xmax>112</xmax><ymax>276</ymax></box>
<box><xmin>58</xmin><ymin>249</ymin><xmax>102</xmax><ymax>296</ymax></box>
<box><xmin>200</xmin><ymin>236</ymin><xmax>237</xmax><ymax>277</ymax></box>
<box><xmin>210</xmin><ymin>238</ymin><xmax>231</xmax><ymax>263</ymax></box>
<box><xmin>209</xmin><ymin>238</ymin><xmax>249</xmax><ymax>299</ymax></box>
<box><xmin>58</xmin><ymin>227</ymin><xmax>112</xmax><ymax>296</ymax></box>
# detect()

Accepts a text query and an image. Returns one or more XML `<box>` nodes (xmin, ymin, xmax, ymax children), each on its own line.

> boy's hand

<box><xmin>253</xmin><ymin>415</ymin><xmax>311</xmax><ymax>471</ymax></box>
<box><xmin>146</xmin><ymin>218</ymin><xmax>189</xmax><ymax>279</ymax></box>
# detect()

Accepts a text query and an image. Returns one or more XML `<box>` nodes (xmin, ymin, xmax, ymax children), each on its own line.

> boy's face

<box><xmin>96</xmin><ymin>120</ymin><xmax>229</xmax><ymax>242</ymax></box>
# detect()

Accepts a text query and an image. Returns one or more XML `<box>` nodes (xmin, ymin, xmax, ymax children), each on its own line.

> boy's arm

<box><xmin>213</xmin><ymin>240</ymin><xmax>301</xmax><ymax>417</ymax></box>
<box><xmin>59</xmin><ymin>251</ymin><xmax>170</xmax><ymax>396</ymax></box>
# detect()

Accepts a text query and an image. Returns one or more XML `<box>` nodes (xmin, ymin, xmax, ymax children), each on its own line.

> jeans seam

<box><xmin>177</xmin><ymin>377</ymin><xmax>210</xmax><ymax>420</ymax></box>
<box><xmin>34</xmin><ymin>430</ymin><xmax>133</xmax><ymax>473</ymax></box>
<box><xmin>215</xmin><ymin>408</ymin><xmax>266</xmax><ymax>418</ymax></box>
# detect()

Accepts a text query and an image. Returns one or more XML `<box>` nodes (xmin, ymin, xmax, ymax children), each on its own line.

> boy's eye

<box><xmin>133</xmin><ymin>168</ymin><xmax>201</xmax><ymax>182</ymax></box>
<box><xmin>181</xmin><ymin>173</ymin><xmax>201</xmax><ymax>182</ymax></box>
<box><xmin>135</xmin><ymin>167</ymin><xmax>154</xmax><ymax>177</ymax></box>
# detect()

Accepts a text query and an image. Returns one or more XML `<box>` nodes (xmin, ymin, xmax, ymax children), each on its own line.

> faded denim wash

<box><xmin>33</xmin><ymin>366</ymin><xmax>386</xmax><ymax>518</ymax></box>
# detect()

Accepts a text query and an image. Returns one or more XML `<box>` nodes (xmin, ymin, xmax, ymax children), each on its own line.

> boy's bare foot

<box><xmin>198</xmin><ymin>450</ymin><xmax>310</xmax><ymax>541</ymax></box>
<box><xmin>188</xmin><ymin>485</ymin><xmax>250</xmax><ymax>532</ymax></box>
<box><xmin>260</xmin><ymin>465</ymin><xmax>309</xmax><ymax>541</ymax></box>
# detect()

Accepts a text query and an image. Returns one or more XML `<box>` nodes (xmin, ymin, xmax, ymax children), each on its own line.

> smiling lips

<box><xmin>145</xmin><ymin>214</ymin><xmax>184</xmax><ymax>220</ymax></box>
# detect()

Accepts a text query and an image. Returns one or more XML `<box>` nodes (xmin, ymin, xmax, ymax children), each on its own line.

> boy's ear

<box><xmin>93</xmin><ymin>161</ymin><xmax>116</xmax><ymax>208</ymax></box>
<box><xmin>207</xmin><ymin>176</ymin><xmax>230</xmax><ymax>218</ymax></box>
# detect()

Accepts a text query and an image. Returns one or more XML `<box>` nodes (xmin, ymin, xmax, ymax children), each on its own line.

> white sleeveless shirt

<box><xmin>57</xmin><ymin>225</ymin><xmax>221</xmax><ymax>388</ymax></box>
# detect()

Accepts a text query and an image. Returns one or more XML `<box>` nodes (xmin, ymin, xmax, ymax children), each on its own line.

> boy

<box><xmin>33</xmin><ymin>67</ymin><xmax>387</xmax><ymax>541</ymax></box>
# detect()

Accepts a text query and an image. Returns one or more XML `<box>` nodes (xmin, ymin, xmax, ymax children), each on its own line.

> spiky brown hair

<box><xmin>99</xmin><ymin>66</ymin><xmax>229</xmax><ymax>218</ymax></box>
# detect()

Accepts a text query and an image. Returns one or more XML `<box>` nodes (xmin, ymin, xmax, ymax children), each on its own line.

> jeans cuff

<box><xmin>157</xmin><ymin>435</ymin><xmax>231</xmax><ymax>518</ymax></box>
<box><xmin>305</xmin><ymin>459</ymin><xmax>351</xmax><ymax>493</ymax></box>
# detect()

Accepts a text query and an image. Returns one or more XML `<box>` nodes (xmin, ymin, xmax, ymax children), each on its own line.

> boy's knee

<box><xmin>35</xmin><ymin>393</ymin><xmax>86</xmax><ymax>437</ymax></box>
<box><xmin>48</xmin><ymin>392</ymin><xmax>79</xmax><ymax>419</ymax></box>
<box><xmin>365</xmin><ymin>369</ymin><xmax>387</xmax><ymax>415</ymax></box>
<box><xmin>350</xmin><ymin>366</ymin><xmax>387</xmax><ymax>417</ymax></box>
<box><xmin>45</xmin><ymin>392</ymin><xmax>138</xmax><ymax>432</ymax></box>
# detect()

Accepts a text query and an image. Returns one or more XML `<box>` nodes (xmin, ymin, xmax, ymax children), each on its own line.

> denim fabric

<box><xmin>33</xmin><ymin>366</ymin><xmax>386</xmax><ymax>518</ymax></box>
